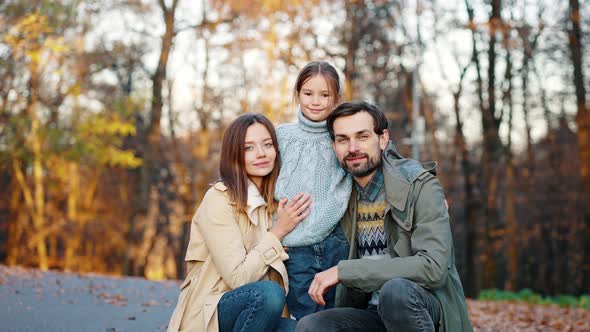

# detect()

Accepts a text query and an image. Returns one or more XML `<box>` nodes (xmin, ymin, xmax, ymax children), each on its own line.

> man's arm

<box><xmin>338</xmin><ymin>176</ymin><xmax>452</xmax><ymax>293</ymax></box>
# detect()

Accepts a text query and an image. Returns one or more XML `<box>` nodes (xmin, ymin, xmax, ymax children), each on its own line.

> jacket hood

<box><xmin>381</xmin><ymin>142</ymin><xmax>437</xmax><ymax>212</ymax></box>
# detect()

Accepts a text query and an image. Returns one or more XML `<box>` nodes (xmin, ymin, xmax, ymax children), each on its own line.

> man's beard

<box><xmin>340</xmin><ymin>152</ymin><xmax>382</xmax><ymax>177</ymax></box>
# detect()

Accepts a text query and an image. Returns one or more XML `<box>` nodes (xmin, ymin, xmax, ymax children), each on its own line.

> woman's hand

<box><xmin>271</xmin><ymin>192</ymin><xmax>311</xmax><ymax>240</ymax></box>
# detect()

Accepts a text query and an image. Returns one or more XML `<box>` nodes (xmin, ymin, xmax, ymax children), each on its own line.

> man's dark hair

<box><xmin>326</xmin><ymin>101</ymin><xmax>388</xmax><ymax>141</ymax></box>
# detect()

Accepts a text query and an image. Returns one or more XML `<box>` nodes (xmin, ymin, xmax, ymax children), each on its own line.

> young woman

<box><xmin>275</xmin><ymin>61</ymin><xmax>352</xmax><ymax>319</ymax></box>
<box><xmin>168</xmin><ymin>113</ymin><xmax>311</xmax><ymax>332</ymax></box>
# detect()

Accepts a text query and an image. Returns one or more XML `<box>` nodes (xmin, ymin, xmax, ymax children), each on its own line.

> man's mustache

<box><xmin>344</xmin><ymin>153</ymin><xmax>368</xmax><ymax>161</ymax></box>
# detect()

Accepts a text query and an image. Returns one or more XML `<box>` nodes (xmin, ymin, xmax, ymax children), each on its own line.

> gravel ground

<box><xmin>0</xmin><ymin>265</ymin><xmax>179</xmax><ymax>332</ymax></box>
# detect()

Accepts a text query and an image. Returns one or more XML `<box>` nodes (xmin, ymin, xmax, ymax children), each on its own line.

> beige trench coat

<box><xmin>167</xmin><ymin>182</ymin><xmax>289</xmax><ymax>332</ymax></box>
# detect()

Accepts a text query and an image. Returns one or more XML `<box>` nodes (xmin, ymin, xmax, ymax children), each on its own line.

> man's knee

<box><xmin>379</xmin><ymin>277</ymin><xmax>425</xmax><ymax>326</ymax></box>
<box><xmin>296</xmin><ymin>312</ymin><xmax>337</xmax><ymax>332</ymax></box>
<box><xmin>379</xmin><ymin>278</ymin><xmax>440</xmax><ymax>331</ymax></box>
<box><xmin>296</xmin><ymin>314</ymin><xmax>320</xmax><ymax>332</ymax></box>
<box><xmin>379</xmin><ymin>277</ymin><xmax>417</xmax><ymax>310</ymax></box>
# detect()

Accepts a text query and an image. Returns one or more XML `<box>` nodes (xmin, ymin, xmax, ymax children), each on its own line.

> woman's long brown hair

<box><xmin>219</xmin><ymin>113</ymin><xmax>280</xmax><ymax>214</ymax></box>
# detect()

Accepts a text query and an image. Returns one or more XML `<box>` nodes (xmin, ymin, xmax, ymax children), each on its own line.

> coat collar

<box><xmin>381</xmin><ymin>142</ymin><xmax>437</xmax><ymax>212</ymax></box>
<box><xmin>212</xmin><ymin>181</ymin><xmax>267</xmax><ymax>225</ymax></box>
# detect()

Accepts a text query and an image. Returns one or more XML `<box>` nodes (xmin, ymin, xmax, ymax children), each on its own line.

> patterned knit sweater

<box><xmin>275</xmin><ymin>110</ymin><xmax>352</xmax><ymax>247</ymax></box>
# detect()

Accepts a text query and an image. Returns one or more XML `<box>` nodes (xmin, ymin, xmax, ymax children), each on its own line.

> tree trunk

<box><xmin>64</xmin><ymin>162</ymin><xmax>80</xmax><ymax>271</ymax></box>
<box><xmin>521</xmin><ymin>55</ymin><xmax>534</xmax><ymax>176</ymax></box>
<box><xmin>140</xmin><ymin>0</ymin><xmax>178</xmax><ymax>209</ymax></box>
<box><xmin>453</xmin><ymin>83</ymin><xmax>481</xmax><ymax>297</ymax></box>
<box><xmin>27</xmin><ymin>59</ymin><xmax>48</xmax><ymax>270</ymax></box>
<box><xmin>502</xmin><ymin>25</ymin><xmax>517</xmax><ymax>289</ymax></box>
<box><xmin>422</xmin><ymin>94</ymin><xmax>442</xmax><ymax>169</ymax></box>
<box><xmin>343</xmin><ymin>0</ymin><xmax>363</xmax><ymax>100</ymax></box>
<box><xmin>128</xmin><ymin>0</ymin><xmax>179</xmax><ymax>277</ymax></box>
<box><xmin>482</xmin><ymin>0</ymin><xmax>504</xmax><ymax>290</ymax></box>
<box><xmin>6</xmin><ymin>177</ymin><xmax>24</xmax><ymax>265</ymax></box>
<box><xmin>567</xmin><ymin>0</ymin><xmax>590</xmax><ymax>291</ymax></box>
<box><xmin>465</xmin><ymin>0</ymin><xmax>504</xmax><ymax>290</ymax></box>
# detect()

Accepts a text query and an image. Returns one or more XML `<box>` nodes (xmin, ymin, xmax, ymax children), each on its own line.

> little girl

<box><xmin>275</xmin><ymin>61</ymin><xmax>352</xmax><ymax>319</ymax></box>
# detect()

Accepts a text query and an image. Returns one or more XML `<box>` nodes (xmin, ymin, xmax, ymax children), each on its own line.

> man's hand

<box><xmin>308</xmin><ymin>266</ymin><xmax>339</xmax><ymax>305</ymax></box>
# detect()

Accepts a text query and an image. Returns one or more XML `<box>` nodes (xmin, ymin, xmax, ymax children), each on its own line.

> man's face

<box><xmin>332</xmin><ymin>111</ymin><xmax>389</xmax><ymax>180</ymax></box>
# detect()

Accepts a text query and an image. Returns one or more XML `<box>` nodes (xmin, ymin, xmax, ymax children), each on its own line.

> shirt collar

<box><xmin>354</xmin><ymin>168</ymin><xmax>384</xmax><ymax>202</ymax></box>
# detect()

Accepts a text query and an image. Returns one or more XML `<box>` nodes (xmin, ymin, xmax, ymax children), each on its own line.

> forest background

<box><xmin>1</xmin><ymin>0</ymin><xmax>589</xmax><ymax>300</ymax></box>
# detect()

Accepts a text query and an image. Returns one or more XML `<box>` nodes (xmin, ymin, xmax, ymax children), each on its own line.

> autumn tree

<box><xmin>567</xmin><ymin>0</ymin><xmax>590</xmax><ymax>291</ymax></box>
<box><xmin>1</xmin><ymin>1</ymin><xmax>142</xmax><ymax>272</ymax></box>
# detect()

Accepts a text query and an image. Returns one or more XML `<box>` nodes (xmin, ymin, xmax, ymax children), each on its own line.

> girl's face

<box><xmin>243</xmin><ymin>122</ymin><xmax>277</xmax><ymax>187</ymax></box>
<box><xmin>296</xmin><ymin>74</ymin><xmax>335</xmax><ymax>122</ymax></box>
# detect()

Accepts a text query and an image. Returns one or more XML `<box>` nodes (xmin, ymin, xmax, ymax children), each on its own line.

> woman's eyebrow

<box><xmin>244</xmin><ymin>137</ymin><xmax>272</xmax><ymax>144</ymax></box>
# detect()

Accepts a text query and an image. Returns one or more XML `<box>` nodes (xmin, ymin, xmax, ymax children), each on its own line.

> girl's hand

<box><xmin>271</xmin><ymin>192</ymin><xmax>311</xmax><ymax>240</ymax></box>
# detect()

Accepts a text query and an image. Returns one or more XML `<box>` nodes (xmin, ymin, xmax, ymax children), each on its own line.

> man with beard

<box><xmin>296</xmin><ymin>101</ymin><xmax>472</xmax><ymax>332</ymax></box>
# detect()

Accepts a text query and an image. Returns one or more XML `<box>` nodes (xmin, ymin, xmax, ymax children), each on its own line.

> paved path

<box><xmin>3</xmin><ymin>265</ymin><xmax>590</xmax><ymax>332</ymax></box>
<box><xmin>0</xmin><ymin>265</ymin><xmax>179</xmax><ymax>332</ymax></box>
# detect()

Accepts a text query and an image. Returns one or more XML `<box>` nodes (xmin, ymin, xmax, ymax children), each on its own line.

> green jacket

<box><xmin>336</xmin><ymin>143</ymin><xmax>473</xmax><ymax>332</ymax></box>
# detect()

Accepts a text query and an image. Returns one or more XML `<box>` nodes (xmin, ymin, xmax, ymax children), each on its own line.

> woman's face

<box><xmin>243</xmin><ymin>122</ymin><xmax>277</xmax><ymax>187</ymax></box>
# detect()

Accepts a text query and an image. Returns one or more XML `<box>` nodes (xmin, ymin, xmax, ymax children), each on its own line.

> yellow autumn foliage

<box><xmin>75</xmin><ymin>114</ymin><xmax>141</xmax><ymax>169</ymax></box>
<box><xmin>101</xmin><ymin>147</ymin><xmax>142</xmax><ymax>168</ymax></box>
<box><xmin>4</xmin><ymin>12</ymin><xmax>68</xmax><ymax>65</ymax></box>
<box><xmin>80</xmin><ymin>116</ymin><xmax>137</xmax><ymax>137</ymax></box>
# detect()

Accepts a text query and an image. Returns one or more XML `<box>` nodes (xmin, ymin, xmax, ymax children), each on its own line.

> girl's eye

<box><xmin>264</xmin><ymin>142</ymin><xmax>273</xmax><ymax>148</ymax></box>
<box><xmin>245</xmin><ymin>146</ymin><xmax>254</xmax><ymax>151</ymax></box>
<box><xmin>322</xmin><ymin>94</ymin><xmax>329</xmax><ymax>98</ymax></box>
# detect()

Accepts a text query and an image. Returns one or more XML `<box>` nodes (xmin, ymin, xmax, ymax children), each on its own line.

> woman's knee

<box><xmin>253</xmin><ymin>281</ymin><xmax>285</xmax><ymax>313</ymax></box>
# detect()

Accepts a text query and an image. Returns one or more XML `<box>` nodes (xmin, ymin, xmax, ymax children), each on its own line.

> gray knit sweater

<box><xmin>275</xmin><ymin>110</ymin><xmax>352</xmax><ymax>247</ymax></box>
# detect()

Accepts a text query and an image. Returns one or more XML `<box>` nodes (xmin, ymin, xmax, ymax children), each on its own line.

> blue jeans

<box><xmin>285</xmin><ymin>224</ymin><xmax>350</xmax><ymax>320</ymax></box>
<box><xmin>296</xmin><ymin>278</ymin><xmax>442</xmax><ymax>332</ymax></box>
<box><xmin>218</xmin><ymin>281</ymin><xmax>296</xmax><ymax>332</ymax></box>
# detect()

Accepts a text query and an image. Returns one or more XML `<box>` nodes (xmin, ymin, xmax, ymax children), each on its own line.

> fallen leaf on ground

<box><xmin>142</xmin><ymin>300</ymin><xmax>161</xmax><ymax>307</ymax></box>
<box><xmin>468</xmin><ymin>299</ymin><xmax>590</xmax><ymax>332</ymax></box>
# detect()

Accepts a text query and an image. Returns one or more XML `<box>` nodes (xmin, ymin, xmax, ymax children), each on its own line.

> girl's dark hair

<box><xmin>219</xmin><ymin>113</ymin><xmax>280</xmax><ymax>214</ymax></box>
<box><xmin>294</xmin><ymin>61</ymin><xmax>341</xmax><ymax>104</ymax></box>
